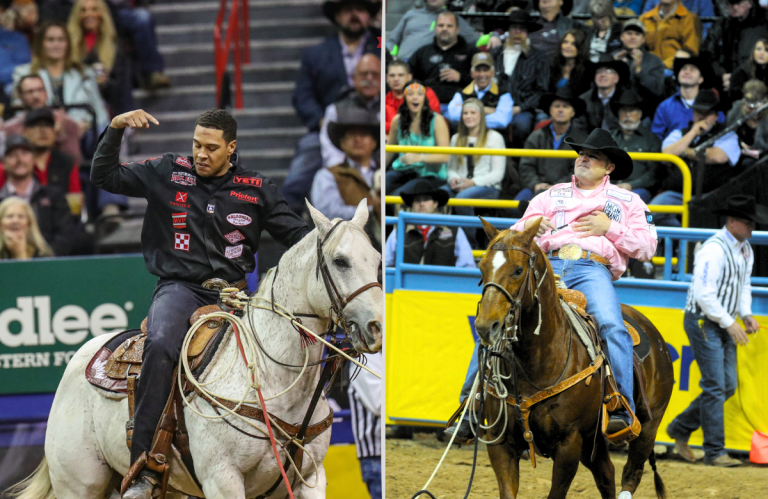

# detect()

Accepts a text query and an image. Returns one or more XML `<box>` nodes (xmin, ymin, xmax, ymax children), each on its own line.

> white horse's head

<box><xmin>306</xmin><ymin>199</ymin><xmax>383</xmax><ymax>353</ymax></box>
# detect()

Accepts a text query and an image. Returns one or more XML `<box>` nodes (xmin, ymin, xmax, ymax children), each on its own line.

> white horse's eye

<box><xmin>333</xmin><ymin>257</ymin><xmax>350</xmax><ymax>269</ymax></box>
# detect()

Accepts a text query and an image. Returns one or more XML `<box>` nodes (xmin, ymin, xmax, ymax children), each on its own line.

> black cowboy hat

<box><xmin>564</xmin><ymin>128</ymin><xmax>634</xmax><ymax>181</ymax></box>
<box><xmin>322</xmin><ymin>0</ymin><xmax>379</xmax><ymax>23</ymax></box>
<box><xmin>691</xmin><ymin>88</ymin><xmax>720</xmax><ymax>115</ymax></box>
<box><xmin>673</xmin><ymin>55</ymin><xmax>713</xmax><ymax>88</ymax></box>
<box><xmin>610</xmin><ymin>88</ymin><xmax>645</xmax><ymax>117</ymax></box>
<box><xmin>400</xmin><ymin>179</ymin><xmax>450</xmax><ymax>207</ymax></box>
<box><xmin>328</xmin><ymin>107</ymin><xmax>379</xmax><ymax>151</ymax></box>
<box><xmin>539</xmin><ymin>86</ymin><xmax>586</xmax><ymax>117</ymax></box>
<box><xmin>506</xmin><ymin>10</ymin><xmax>543</xmax><ymax>33</ymax></box>
<box><xmin>713</xmin><ymin>195</ymin><xmax>768</xmax><ymax>224</ymax></box>
<box><xmin>590</xmin><ymin>54</ymin><xmax>631</xmax><ymax>87</ymax></box>
<box><xmin>533</xmin><ymin>0</ymin><xmax>573</xmax><ymax>16</ymax></box>
<box><xmin>4</xmin><ymin>135</ymin><xmax>32</xmax><ymax>156</ymax></box>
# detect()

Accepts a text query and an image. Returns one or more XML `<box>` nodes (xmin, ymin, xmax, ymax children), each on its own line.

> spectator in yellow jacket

<box><xmin>640</xmin><ymin>0</ymin><xmax>702</xmax><ymax>69</ymax></box>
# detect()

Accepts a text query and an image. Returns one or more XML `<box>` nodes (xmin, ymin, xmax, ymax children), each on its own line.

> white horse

<box><xmin>10</xmin><ymin>200</ymin><xmax>382</xmax><ymax>499</ymax></box>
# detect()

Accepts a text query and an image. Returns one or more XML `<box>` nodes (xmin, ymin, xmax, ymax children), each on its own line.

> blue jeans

<box><xmin>650</xmin><ymin>190</ymin><xmax>683</xmax><ymax>227</ymax></box>
<box><xmin>460</xmin><ymin>337</ymin><xmax>482</xmax><ymax>404</ymax></box>
<box><xmin>515</xmin><ymin>187</ymin><xmax>534</xmax><ymax>202</ymax></box>
<box><xmin>116</xmin><ymin>7</ymin><xmax>165</xmax><ymax>74</ymax></box>
<box><xmin>511</xmin><ymin>112</ymin><xmax>534</xmax><ymax>144</ymax></box>
<box><xmin>359</xmin><ymin>456</ymin><xmax>381</xmax><ymax>499</ymax></box>
<box><xmin>459</xmin><ymin>258</ymin><xmax>635</xmax><ymax>419</ymax></box>
<box><xmin>282</xmin><ymin>132</ymin><xmax>322</xmax><ymax>213</ymax></box>
<box><xmin>667</xmin><ymin>312</ymin><xmax>737</xmax><ymax>460</ymax></box>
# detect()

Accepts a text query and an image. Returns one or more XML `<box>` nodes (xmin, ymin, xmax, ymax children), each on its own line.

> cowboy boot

<box><xmin>444</xmin><ymin>417</ymin><xmax>474</xmax><ymax>444</ymax></box>
<box><xmin>123</xmin><ymin>470</ymin><xmax>161</xmax><ymax>499</ymax></box>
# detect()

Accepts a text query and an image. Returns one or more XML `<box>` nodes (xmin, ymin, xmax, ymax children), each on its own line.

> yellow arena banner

<box><xmin>385</xmin><ymin>289</ymin><xmax>768</xmax><ymax>451</ymax></box>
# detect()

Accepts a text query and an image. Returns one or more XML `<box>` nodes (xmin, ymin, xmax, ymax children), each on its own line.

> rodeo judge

<box><xmin>666</xmin><ymin>195</ymin><xmax>766</xmax><ymax>467</ymax></box>
<box><xmin>446</xmin><ymin>128</ymin><xmax>658</xmax><ymax>441</ymax></box>
<box><xmin>91</xmin><ymin>109</ymin><xmax>311</xmax><ymax>499</ymax></box>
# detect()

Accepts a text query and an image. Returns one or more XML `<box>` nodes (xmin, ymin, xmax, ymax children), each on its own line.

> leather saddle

<box><xmin>86</xmin><ymin>305</ymin><xmax>226</xmax><ymax>394</ymax></box>
<box><xmin>556</xmin><ymin>288</ymin><xmax>641</xmax><ymax>347</ymax></box>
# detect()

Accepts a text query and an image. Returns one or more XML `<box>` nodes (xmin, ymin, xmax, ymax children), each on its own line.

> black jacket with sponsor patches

<box><xmin>91</xmin><ymin>126</ymin><xmax>311</xmax><ymax>283</ymax></box>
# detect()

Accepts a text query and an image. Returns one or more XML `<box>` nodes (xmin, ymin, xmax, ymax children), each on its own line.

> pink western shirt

<box><xmin>511</xmin><ymin>176</ymin><xmax>658</xmax><ymax>281</ymax></box>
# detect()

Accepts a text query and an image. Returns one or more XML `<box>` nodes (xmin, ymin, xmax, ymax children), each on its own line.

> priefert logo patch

<box><xmin>230</xmin><ymin>191</ymin><xmax>258</xmax><ymax>204</ymax></box>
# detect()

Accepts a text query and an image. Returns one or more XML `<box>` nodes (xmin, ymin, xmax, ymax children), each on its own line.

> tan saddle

<box><xmin>104</xmin><ymin>305</ymin><xmax>225</xmax><ymax>380</ymax></box>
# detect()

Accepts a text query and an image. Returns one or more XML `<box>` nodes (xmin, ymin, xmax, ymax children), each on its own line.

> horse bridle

<box><xmin>316</xmin><ymin>220</ymin><xmax>382</xmax><ymax>337</ymax></box>
<box><xmin>480</xmin><ymin>242</ymin><xmax>547</xmax><ymax>342</ymax></box>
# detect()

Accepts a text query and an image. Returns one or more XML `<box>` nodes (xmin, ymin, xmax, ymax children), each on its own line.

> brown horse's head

<box><xmin>475</xmin><ymin>217</ymin><xmax>548</xmax><ymax>346</ymax></box>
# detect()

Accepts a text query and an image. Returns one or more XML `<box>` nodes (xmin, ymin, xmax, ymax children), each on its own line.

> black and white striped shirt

<box><xmin>685</xmin><ymin>227</ymin><xmax>754</xmax><ymax>328</ymax></box>
<box><xmin>348</xmin><ymin>352</ymin><xmax>382</xmax><ymax>459</ymax></box>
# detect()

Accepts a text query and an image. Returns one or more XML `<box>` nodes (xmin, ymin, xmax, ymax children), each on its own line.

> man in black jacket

<box><xmin>0</xmin><ymin>135</ymin><xmax>82</xmax><ymax>256</ymax></box>
<box><xmin>408</xmin><ymin>10</ymin><xmax>477</xmax><ymax>109</ymax></box>
<box><xmin>701</xmin><ymin>0</ymin><xmax>768</xmax><ymax>97</ymax></box>
<box><xmin>490</xmin><ymin>10</ymin><xmax>550</xmax><ymax>146</ymax></box>
<box><xmin>580</xmin><ymin>56</ymin><xmax>629</xmax><ymax>132</ymax></box>
<box><xmin>91</xmin><ymin>108</ymin><xmax>311</xmax><ymax>499</ymax></box>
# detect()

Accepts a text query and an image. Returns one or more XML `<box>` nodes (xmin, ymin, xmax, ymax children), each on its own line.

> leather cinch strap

<box><xmin>487</xmin><ymin>355</ymin><xmax>604</xmax><ymax>467</ymax></box>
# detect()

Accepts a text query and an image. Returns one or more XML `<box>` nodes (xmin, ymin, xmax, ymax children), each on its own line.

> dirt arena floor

<box><xmin>386</xmin><ymin>431</ymin><xmax>768</xmax><ymax>498</ymax></box>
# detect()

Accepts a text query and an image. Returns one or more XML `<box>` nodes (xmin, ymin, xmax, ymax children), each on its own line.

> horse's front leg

<box><xmin>295</xmin><ymin>463</ymin><xmax>327</xmax><ymax>499</ymax></box>
<box><xmin>200</xmin><ymin>468</ymin><xmax>247</xmax><ymax>499</ymax></box>
<box><xmin>580</xmin><ymin>430</ymin><xmax>616</xmax><ymax>499</ymax></box>
<box><xmin>547</xmin><ymin>430</ymin><xmax>584</xmax><ymax>499</ymax></box>
<box><xmin>487</xmin><ymin>443</ymin><xmax>521</xmax><ymax>499</ymax></box>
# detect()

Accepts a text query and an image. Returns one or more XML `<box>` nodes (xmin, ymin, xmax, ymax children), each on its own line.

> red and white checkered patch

<box><xmin>224</xmin><ymin>230</ymin><xmax>245</xmax><ymax>244</ymax></box>
<box><xmin>174</xmin><ymin>233</ymin><xmax>190</xmax><ymax>251</ymax></box>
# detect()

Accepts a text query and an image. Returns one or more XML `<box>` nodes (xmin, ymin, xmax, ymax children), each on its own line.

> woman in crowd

<box><xmin>444</xmin><ymin>98</ymin><xmax>505</xmax><ymax>221</ymax></box>
<box><xmin>585</xmin><ymin>0</ymin><xmax>622</xmax><ymax>63</ymax></box>
<box><xmin>67</xmin><ymin>0</ymin><xmax>133</xmax><ymax>115</ymax></box>
<box><xmin>0</xmin><ymin>197</ymin><xmax>54</xmax><ymax>260</ymax></box>
<box><xmin>12</xmin><ymin>20</ymin><xmax>110</xmax><ymax>132</ymax></box>
<box><xmin>729</xmin><ymin>39</ymin><xmax>768</xmax><ymax>104</ymax></box>
<box><xmin>727</xmin><ymin>79</ymin><xmax>768</xmax><ymax>167</ymax></box>
<box><xmin>386</xmin><ymin>80</ymin><xmax>450</xmax><ymax>195</ymax></box>
<box><xmin>549</xmin><ymin>29</ymin><xmax>592</xmax><ymax>96</ymax></box>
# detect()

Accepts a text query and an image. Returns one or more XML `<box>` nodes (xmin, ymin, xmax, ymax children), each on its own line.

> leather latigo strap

<box><xmin>487</xmin><ymin>355</ymin><xmax>605</xmax><ymax>467</ymax></box>
<box><xmin>551</xmin><ymin>249</ymin><xmax>610</xmax><ymax>266</ymax></box>
<box><xmin>191</xmin><ymin>386</ymin><xmax>333</xmax><ymax>441</ymax></box>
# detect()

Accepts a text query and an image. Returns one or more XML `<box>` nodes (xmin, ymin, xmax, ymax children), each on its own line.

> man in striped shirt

<box><xmin>667</xmin><ymin>195</ymin><xmax>766</xmax><ymax>467</ymax></box>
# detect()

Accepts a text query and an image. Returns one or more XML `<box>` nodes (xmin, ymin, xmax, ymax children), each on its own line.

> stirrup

<box><xmin>602</xmin><ymin>394</ymin><xmax>640</xmax><ymax>445</ymax></box>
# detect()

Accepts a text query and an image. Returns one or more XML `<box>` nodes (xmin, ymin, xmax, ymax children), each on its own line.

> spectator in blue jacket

<box><xmin>0</xmin><ymin>21</ymin><xmax>31</xmax><ymax>96</ymax></box>
<box><xmin>286</xmin><ymin>0</ymin><xmax>380</xmax><ymax>214</ymax></box>
<box><xmin>651</xmin><ymin>54</ymin><xmax>724</xmax><ymax>141</ymax></box>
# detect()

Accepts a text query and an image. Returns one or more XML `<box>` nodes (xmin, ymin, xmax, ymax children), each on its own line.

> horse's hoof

<box><xmin>122</xmin><ymin>476</ymin><xmax>158</xmax><ymax>499</ymax></box>
<box><xmin>618</xmin><ymin>491</ymin><xmax>632</xmax><ymax>499</ymax></box>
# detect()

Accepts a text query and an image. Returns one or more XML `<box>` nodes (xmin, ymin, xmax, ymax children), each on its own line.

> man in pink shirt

<box><xmin>446</xmin><ymin>128</ymin><xmax>658</xmax><ymax>441</ymax></box>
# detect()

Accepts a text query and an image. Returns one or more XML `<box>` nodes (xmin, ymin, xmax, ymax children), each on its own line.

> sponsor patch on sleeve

<box><xmin>606</xmin><ymin>189</ymin><xmax>633</xmax><ymax>202</ymax></box>
<box><xmin>645</xmin><ymin>210</ymin><xmax>657</xmax><ymax>238</ymax></box>
<box><xmin>175</xmin><ymin>156</ymin><xmax>193</xmax><ymax>169</ymax></box>
<box><xmin>550</xmin><ymin>188</ymin><xmax>573</xmax><ymax>198</ymax></box>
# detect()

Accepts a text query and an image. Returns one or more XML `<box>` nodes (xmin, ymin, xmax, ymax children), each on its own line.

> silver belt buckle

<box><xmin>202</xmin><ymin>278</ymin><xmax>229</xmax><ymax>291</ymax></box>
<box><xmin>557</xmin><ymin>243</ymin><xmax>583</xmax><ymax>261</ymax></box>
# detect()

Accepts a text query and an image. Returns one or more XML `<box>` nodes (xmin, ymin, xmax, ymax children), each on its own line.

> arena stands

<box><xmin>385</xmin><ymin>0</ymin><xmax>768</xmax><ymax>264</ymax></box>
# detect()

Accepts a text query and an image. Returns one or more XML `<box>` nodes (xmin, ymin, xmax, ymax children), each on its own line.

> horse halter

<box><xmin>480</xmin><ymin>242</ymin><xmax>548</xmax><ymax>342</ymax></box>
<box><xmin>316</xmin><ymin>220</ymin><xmax>382</xmax><ymax>336</ymax></box>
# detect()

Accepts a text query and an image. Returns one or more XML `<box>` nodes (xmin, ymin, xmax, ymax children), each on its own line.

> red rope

<box><xmin>230</xmin><ymin>313</ymin><xmax>296</xmax><ymax>498</ymax></box>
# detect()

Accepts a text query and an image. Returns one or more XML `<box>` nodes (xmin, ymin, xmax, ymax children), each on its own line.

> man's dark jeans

<box><xmin>667</xmin><ymin>311</ymin><xmax>738</xmax><ymax>461</ymax></box>
<box><xmin>130</xmin><ymin>279</ymin><xmax>219</xmax><ymax>464</ymax></box>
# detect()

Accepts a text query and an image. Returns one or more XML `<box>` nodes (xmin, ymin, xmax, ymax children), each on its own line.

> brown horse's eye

<box><xmin>512</xmin><ymin>267</ymin><xmax>524</xmax><ymax>277</ymax></box>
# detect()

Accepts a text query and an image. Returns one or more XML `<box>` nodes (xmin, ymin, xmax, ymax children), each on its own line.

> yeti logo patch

<box><xmin>604</xmin><ymin>201</ymin><xmax>622</xmax><ymax>222</ymax></box>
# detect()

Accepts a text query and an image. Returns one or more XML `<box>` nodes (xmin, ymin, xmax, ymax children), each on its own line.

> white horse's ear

<box><xmin>306</xmin><ymin>199</ymin><xmax>333</xmax><ymax>236</ymax></box>
<box><xmin>350</xmin><ymin>198</ymin><xmax>369</xmax><ymax>229</ymax></box>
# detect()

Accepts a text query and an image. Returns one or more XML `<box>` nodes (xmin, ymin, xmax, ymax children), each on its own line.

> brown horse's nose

<box><xmin>475</xmin><ymin>319</ymin><xmax>502</xmax><ymax>343</ymax></box>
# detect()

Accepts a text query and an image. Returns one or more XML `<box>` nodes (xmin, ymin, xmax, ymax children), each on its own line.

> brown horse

<box><xmin>473</xmin><ymin>218</ymin><xmax>674</xmax><ymax>499</ymax></box>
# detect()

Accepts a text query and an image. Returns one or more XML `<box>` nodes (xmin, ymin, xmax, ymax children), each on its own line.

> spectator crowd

<box><xmin>384</xmin><ymin>0</ymin><xmax>768</xmax><ymax>263</ymax></box>
<box><xmin>0</xmin><ymin>0</ymin><xmax>172</xmax><ymax>260</ymax></box>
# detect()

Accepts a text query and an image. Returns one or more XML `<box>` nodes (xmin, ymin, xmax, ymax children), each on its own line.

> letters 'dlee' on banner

<box><xmin>0</xmin><ymin>256</ymin><xmax>155</xmax><ymax>394</ymax></box>
<box><xmin>385</xmin><ymin>289</ymin><xmax>768</xmax><ymax>452</ymax></box>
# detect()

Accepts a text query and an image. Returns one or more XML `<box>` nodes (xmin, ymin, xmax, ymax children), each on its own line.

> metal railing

<box><xmin>385</xmin><ymin>212</ymin><xmax>768</xmax><ymax>287</ymax></box>
<box><xmin>384</xmin><ymin>145</ymin><xmax>692</xmax><ymax>226</ymax></box>
<box><xmin>214</xmin><ymin>0</ymin><xmax>251</xmax><ymax>109</ymax></box>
